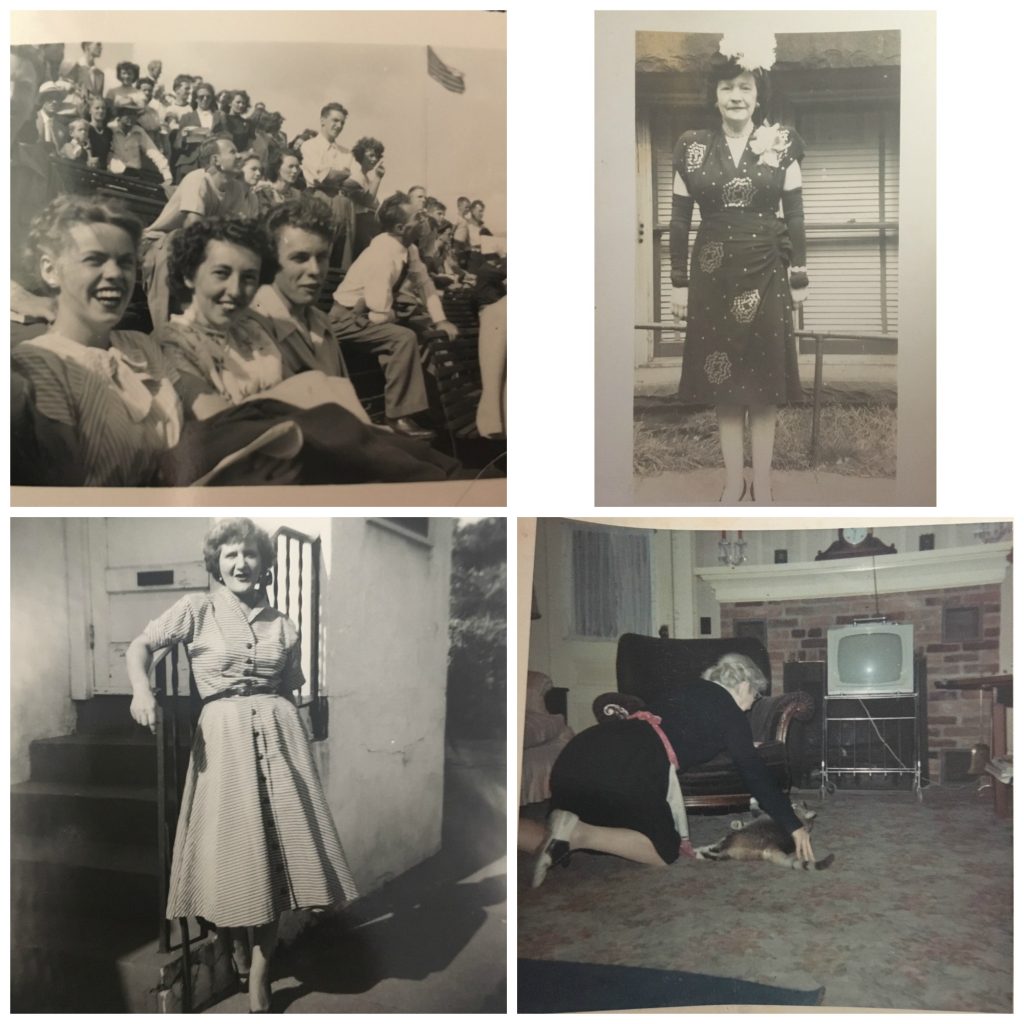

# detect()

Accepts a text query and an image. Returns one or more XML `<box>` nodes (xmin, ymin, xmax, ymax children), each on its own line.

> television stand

<box><xmin>820</xmin><ymin>691</ymin><xmax>923</xmax><ymax>801</ymax></box>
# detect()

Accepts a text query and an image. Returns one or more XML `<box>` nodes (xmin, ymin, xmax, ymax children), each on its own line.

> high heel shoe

<box><xmin>750</xmin><ymin>482</ymin><xmax>774</xmax><ymax>504</ymax></box>
<box><xmin>231</xmin><ymin>957</ymin><xmax>250</xmax><ymax>994</ymax></box>
<box><xmin>719</xmin><ymin>480</ymin><xmax>747</xmax><ymax>504</ymax></box>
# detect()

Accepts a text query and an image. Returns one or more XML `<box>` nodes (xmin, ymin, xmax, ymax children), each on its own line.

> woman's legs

<box><xmin>715</xmin><ymin>404</ymin><xmax>746</xmax><ymax>501</ymax></box>
<box><xmin>749</xmin><ymin>404</ymin><xmax>778</xmax><ymax>501</ymax></box>
<box><xmin>569</xmin><ymin>821</ymin><xmax>668</xmax><ymax>866</ymax></box>
<box><xmin>249</xmin><ymin>917</ymin><xmax>280</xmax><ymax>1012</ymax></box>
<box><xmin>227</xmin><ymin>926</ymin><xmax>251</xmax><ymax>981</ymax></box>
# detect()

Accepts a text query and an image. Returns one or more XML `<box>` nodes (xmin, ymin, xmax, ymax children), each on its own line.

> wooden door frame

<box><xmin>65</xmin><ymin>520</ymin><xmax>95</xmax><ymax>700</ymax></box>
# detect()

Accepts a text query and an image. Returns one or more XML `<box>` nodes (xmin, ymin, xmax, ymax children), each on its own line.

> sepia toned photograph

<box><xmin>517</xmin><ymin>516</ymin><xmax>1012</xmax><ymax>1012</ymax></box>
<box><xmin>595</xmin><ymin>12</ymin><xmax>935</xmax><ymax>506</ymax></box>
<box><xmin>12</xmin><ymin>516</ymin><xmax>506</xmax><ymax>1012</ymax></box>
<box><xmin>10</xmin><ymin>11</ymin><xmax>506</xmax><ymax>506</ymax></box>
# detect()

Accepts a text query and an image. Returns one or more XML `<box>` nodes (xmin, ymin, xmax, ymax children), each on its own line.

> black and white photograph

<box><xmin>595</xmin><ymin>12</ymin><xmax>935</xmax><ymax>506</ymax></box>
<box><xmin>11</xmin><ymin>516</ymin><xmax>506</xmax><ymax>1012</ymax></box>
<box><xmin>517</xmin><ymin>516</ymin><xmax>1012</xmax><ymax>1012</ymax></box>
<box><xmin>10</xmin><ymin>11</ymin><xmax>506</xmax><ymax>505</ymax></box>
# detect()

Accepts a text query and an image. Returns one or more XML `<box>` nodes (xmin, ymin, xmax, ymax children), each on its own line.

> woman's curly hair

<box><xmin>23</xmin><ymin>194</ymin><xmax>142</xmax><ymax>295</ymax></box>
<box><xmin>115</xmin><ymin>60</ymin><xmax>140</xmax><ymax>84</ymax></box>
<box><xmin>227</xmin><ymin>89</ymin><xmax>251</xmax><ymax>114</ymax></box>
<box><xmin>351</xmin><ymin>136</ymin><xmax>385</xmax><ymax>164</ymax></box>
<box><xmin>168</xmin><ymin>217</ymin><xmax>276</xmax><ymax>300</ymax></box>
<box><xmin>266</xmin><ymin>147</ymin><xmax>301</xmax><ymax>184</ymax></box>
<box><xmin>203</xmin><ymin>518</ymin><xmax>276</xmax><ymax>580</ymax></box>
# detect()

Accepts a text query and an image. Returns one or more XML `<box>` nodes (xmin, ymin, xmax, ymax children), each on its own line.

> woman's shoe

<box><xmin>719</xmin><ymin>480</ymin><xmax>747</xmax><ymax>504</ymax></box>
<box><xmin>531</xmin><ymin>809</ymin><xmax>578</xmax><ymax>888</ymax></box>
<box><xmin>750</xmin><ymin>482</ymin><xmax>774</xmax><ymax>504</ymax></box>
<box><xmin>231</xmin><ymin>958</ymin><xmax>250</xmax><ymax>994</ymax></box>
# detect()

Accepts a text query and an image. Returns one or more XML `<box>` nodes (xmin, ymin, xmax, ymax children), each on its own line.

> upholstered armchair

<box><xmin>520</xmin><ymin>671</ymin><xmax>574</xmax><ymax>806</ymax></box>
<box><xmin>615</xmin><ymin>633</ymin><xmax>814</xmax><ymax>812</ymax></box>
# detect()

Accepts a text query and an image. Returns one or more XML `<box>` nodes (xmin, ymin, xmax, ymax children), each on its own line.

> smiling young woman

<box><xmin>125</xmin><ymin>518</ymin><xmax>359</xmax><ymax>1012</ymax></box>
<box><xmin>11</xmin><ymin>195</ymin><xmax>183</xmax><ymax>485</ymax></box>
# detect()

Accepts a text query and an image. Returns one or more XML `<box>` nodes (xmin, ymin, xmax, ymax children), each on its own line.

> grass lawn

<box><xmin>634</xmin><ymin>402</ymin><xmax>896</xmax><ymax>479</ymax></box>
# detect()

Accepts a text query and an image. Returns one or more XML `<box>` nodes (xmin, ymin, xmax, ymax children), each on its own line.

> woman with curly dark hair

<box><xmin>224</xmin><ymin>89</ymin><xmax>255</xmax><ymax>152</ymax></box>
<box><xmin>155</xmin><ymin>215</ymin><xmax>460</xmax><ymax>482</ymax></box>
<box><xmin>348</xmin><ymin>135</ymin><xmax>386</xmax><ymax>254</ymax></box>
<box><xmin>254</xmin><ymin>148</ymin><xmax>304</xmax><ymax>211</ymax></box>
<box><xmin>126</xmin><ymin>518</ymin><xmax>358</xmax><ymax>1012</ymax></box>
<box><xmin>105</xmin><ymin>60</ymin><xmax>142</xmax><ymax>108</ymax></box>
<box><xmin>670</xmin><ymin>37</ymin><xmax>808</xmax><ymax>504</ymax></box>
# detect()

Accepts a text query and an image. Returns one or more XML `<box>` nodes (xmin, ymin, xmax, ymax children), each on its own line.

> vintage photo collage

<box><xmin>7</xmin><ymin>6</ymin><xmax>1015</xmax><ymax>1017</ymax></box>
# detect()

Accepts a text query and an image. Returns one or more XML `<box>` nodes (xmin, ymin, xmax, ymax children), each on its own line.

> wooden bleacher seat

<box><xmin>49</xmin><ymin>156</ymin><xmax>167</xmax><ymax>228</ymax></box>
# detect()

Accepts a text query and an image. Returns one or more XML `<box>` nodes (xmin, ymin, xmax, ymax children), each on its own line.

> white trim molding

<box><xmin>696</xmin><ymin>544</ymin><xmax>1012</xmax><ymax>604</ymax></box>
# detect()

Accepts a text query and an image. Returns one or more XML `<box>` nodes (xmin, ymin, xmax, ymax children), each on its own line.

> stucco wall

<box><xmin>318</xmin><ymin>518</ymin><xmax>454</xmax><ymax>893</ymax></box>
<box><xmin>10</xmin><ymin>520</ymin><xmax>76</xmax><ymax>783</ymax></box>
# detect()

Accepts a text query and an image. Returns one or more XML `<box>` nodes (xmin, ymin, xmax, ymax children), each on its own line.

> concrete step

<box><xmin>12</xmin><ymin>833</ymin><xmax>162</xmax><ymax>922</ymax></box>
<box><xmin>11</xmin><ymin>909</ymin><xmax>228</xmax><ymax>1013</ymax></box>
<box><xmin>30</xmin><ymin>733</ymin><xmax>160</xmax><ymax>786</ymax></box>
<box><xmin>12</xmin><ymin>779</ymin><xmax>159</xmax><ymax>846</ymax></box>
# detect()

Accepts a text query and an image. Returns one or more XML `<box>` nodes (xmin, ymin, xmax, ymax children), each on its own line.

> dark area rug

<box><xmin>518</xmin><ymin>958</ymin><xmax>824</xmax><ymax>1012</ymax></box>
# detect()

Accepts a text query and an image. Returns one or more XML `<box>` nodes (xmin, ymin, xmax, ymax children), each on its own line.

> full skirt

<box><xmin>166</xmin><ymin>694</ymin><xmax>359</xmax><ymax>927</ymax></box>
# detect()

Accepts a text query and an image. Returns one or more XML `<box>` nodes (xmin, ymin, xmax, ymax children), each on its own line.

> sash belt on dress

<box><xmin>202</xmin><ymin>680</ymin><xmax>282</xmax><ymax>704</ymax></box>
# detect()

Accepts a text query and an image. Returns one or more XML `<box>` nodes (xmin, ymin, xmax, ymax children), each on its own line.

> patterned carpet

<box><xmin>518</xmin><ymin>785</ymin><xmax>1012</xmax><ymax>1012</ymax></box>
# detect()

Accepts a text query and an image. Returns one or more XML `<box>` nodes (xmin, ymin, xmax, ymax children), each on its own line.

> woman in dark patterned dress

<box><xmin>671</xmin><ymin>55</ymin><xmax>809</xmax><ymax>503</ymax></box>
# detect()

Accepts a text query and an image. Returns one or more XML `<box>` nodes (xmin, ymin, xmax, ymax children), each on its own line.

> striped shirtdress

<box><xmin>143</xmin><ymin>589</ymin><xmax>359</xmax><ymax>927</ymax></box>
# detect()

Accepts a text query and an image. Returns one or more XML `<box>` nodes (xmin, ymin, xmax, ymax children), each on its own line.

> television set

<box><xmin>826</xmin><ymin>621</ymin><xmax>915</xmax><ymax>696</ymax></box>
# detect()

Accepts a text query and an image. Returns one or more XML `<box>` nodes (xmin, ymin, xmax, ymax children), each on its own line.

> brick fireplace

<box><xmin>720</xmin><ymin>583</ymin><xmax>1003</xmax><ymax>776</ymax></box>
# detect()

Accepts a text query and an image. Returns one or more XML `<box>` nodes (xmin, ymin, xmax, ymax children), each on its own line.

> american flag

<box><xmin>427</xmin><ymin>46</ymin><xmax>465</xmax><ymax>94</ymax></box>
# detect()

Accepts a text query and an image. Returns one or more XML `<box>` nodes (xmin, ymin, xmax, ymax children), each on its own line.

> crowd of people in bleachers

<box><xmin>11</xmin><ymin>41</ymin><xmax>507</xmax><ymax>488</ymax></box>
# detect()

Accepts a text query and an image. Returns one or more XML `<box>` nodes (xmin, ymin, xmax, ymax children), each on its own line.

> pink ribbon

<box><xmin>629</xmin><ymin>710</ymin><xmax>679</xmax><ymax>769</ymax></box>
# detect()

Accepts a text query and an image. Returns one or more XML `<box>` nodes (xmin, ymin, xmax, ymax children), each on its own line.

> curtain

<box><xmin>570</xmin><ymin>526</ymin><xmax>652</xmax><ymax>638</ymax></box>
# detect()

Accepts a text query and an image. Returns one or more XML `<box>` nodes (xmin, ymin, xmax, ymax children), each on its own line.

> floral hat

<box><xmin>717</xmin><ymin>29</ymin><xmax>777</xmax><ymax>72</ymax></box>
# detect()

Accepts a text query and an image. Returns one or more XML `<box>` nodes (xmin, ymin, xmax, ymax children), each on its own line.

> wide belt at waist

<box><xmin>203</xmin><ymin>681</ymin><xmax>282</xmax><ymax>704</ymax></box>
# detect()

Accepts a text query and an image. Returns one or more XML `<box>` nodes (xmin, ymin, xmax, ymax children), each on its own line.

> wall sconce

<box><xmin>718</xmin><ymin>530</ymin><xmax>747</xmax><ymax>568</ymax></box>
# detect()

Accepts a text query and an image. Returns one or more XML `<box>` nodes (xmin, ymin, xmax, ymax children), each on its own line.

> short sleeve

<box><xmin>143</xmin><ymin>593</ymin><xmax>199</xmax><ymax>648</ymax></box>
<box><xmin>778</xmin><ymin>127</ymin><xmax>805</xmax><ymax>170</ymax></box>
<box><xmin>11</xmin><ymin>344</ymin><xmax>78</xmax><ymax>428</ymax></box>
<box><xmin>174</xmin><ymin>170</ymin><xmax>209</xmax><ymax>217</ymax></box>
<box><xmin>671</xmin><ymin>130</ymin><xmax>704</xmax><ymax>189</ymax></box>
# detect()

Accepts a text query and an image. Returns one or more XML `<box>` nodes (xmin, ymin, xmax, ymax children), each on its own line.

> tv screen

<box><xmin>837</xmin><ymin>632</ymin><xmax>904</xmax><ymax>687</ymax></box>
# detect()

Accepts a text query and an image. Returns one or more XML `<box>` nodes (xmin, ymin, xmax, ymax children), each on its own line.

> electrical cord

<box><xmin>857</xmin><ymin>697</ymin><xmax>909</xmax><ymax>770</ymax></box>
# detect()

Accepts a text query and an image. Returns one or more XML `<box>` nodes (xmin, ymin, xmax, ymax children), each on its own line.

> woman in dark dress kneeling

<box><xmin>526</xmin><ymin>653</ymin><xmax>815</xmax><ymax>887</ymax></box>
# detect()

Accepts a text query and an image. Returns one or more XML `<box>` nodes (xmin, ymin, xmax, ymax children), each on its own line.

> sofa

<box><xmin>615</xmin><ymin>633</ymin><xmax>814</xmax><ymax>812</ymax></box>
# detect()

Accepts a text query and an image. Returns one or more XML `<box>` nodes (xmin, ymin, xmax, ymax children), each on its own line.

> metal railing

<box><xmin>634</xmin><ymin>317</ymin><xmax>897</xmax><ymax>464</ymax></box>
<box><xmin>151</xmin><ymin>525</ymin><xmax>325</xmax><ymax>995</ymax></box>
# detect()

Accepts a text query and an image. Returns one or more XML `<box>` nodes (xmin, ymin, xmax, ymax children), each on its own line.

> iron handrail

<box><xmin>271</xmin><ymin>526</ymin><xmax>326</xmax><ymax>741</ymax></box>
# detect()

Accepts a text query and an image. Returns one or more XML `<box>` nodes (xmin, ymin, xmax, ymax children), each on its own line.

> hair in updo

<box><xmin>592</xmin><ymin>691</ymin><xmax>647</xmax><ymax>723</ymax></box>
<box><xmin>702</xmin><ymin>652</ymin><xmax>769</xmax><ymax>695</ymax></box>
<box><xmin>203</xmin><ymin>518</ymin><xmax>276</xmax><ymax>580</ymax></box>
<box><xmin>706</xmin><ymin>59</ymin><xmax>771</xmax><ymax>126</ymax></box>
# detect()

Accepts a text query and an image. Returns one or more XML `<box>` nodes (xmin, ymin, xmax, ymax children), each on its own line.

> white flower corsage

<box><xmin>748</xmin><ymin>123</ymin><xmax>791</xmax><ymax>168</ymax></box>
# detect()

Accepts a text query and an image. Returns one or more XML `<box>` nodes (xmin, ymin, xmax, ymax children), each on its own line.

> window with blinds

<box><xmin>649</xmin><ymin>104</ymin><xmax>899</xmax><ymax>357</ymax></box>
<box><xmin>569</xmin><ymin>526</ymin><xmax>652</xmax><ymax>639</ymax></box>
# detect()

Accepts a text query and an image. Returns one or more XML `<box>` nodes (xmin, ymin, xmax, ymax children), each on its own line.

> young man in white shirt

<box><xmin>328</xmin><ymin>191</ymin><xmax>459</xmax><ymax>439</ymax></box>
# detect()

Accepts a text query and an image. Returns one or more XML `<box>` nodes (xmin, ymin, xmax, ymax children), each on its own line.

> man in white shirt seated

<box><xmin>328</xmin><ymin>191</ymin><xmax>460</xmax><ymax>440</ymax></box>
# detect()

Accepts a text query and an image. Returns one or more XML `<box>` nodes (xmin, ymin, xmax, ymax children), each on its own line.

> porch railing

<box><xmin>633</xmin><ymin>318</ymin><xmax>898</xmax><ymax>464</ymax></box>
<box><xmin>151</xmin><ymin>525</ymin><xmax>325</xmax><ymax>984</ymax></box>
